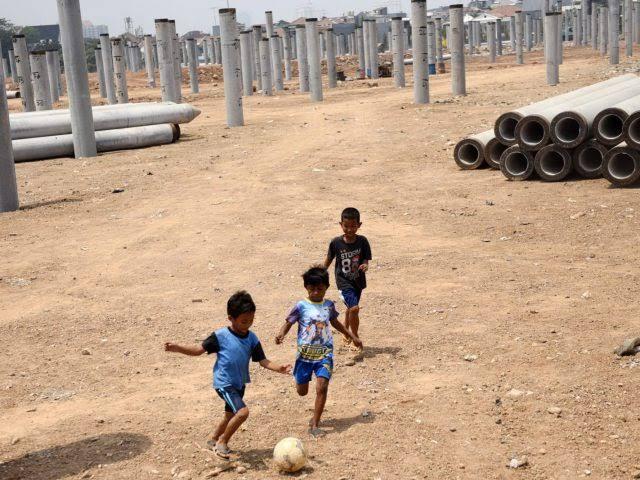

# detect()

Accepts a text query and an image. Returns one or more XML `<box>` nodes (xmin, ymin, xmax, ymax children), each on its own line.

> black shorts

<box><xmin>215</xmin><ymin>386</ymin><xmax>246</xmax><ymax>413</ymax></box>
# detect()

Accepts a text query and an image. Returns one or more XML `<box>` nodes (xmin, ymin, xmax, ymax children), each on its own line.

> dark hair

<box><xmin>227</xmin><ymin>291</ymin><xmax>256</xmax><ymax>318</ymax></box>
<box><xmin>341</xmin><ymin>207</ymin><xmax>361</xmax><ymax>222</ymax></box>
<box><xmin>302</xmin><ymin>266</ymin><xmax>330</xmax><ymax>287</ymax></box>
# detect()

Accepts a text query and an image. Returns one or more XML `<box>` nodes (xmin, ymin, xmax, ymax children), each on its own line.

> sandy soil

<box><xmin>2</xmin><ymin>47</ymin><xmax>640</xmax><ymax>480</ymax></box>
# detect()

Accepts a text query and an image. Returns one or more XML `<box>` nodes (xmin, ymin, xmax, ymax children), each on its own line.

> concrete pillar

<box><xmin>356</xmin><ymin>26</ymin><xmax>366</xmax><ymax>78</ymax></box>
<box><xmin>53</xmin><ymin>50</ymin><xmax>63</xmax><ymax>97</ymax></box>
<box><xmin>427</xmin><ymin>20</ymin><xmax>436</xmax><ymax>72</ymax></box>
<box><xmin>363</xmin><ymin>20</ymin><xmax>371</xmax><ymax>77</ymax></box>
<box><xmin>143</xmin><ymin>35</ymin><xmax>156</xmax><ymax>88</ymax></box>
<box><xmin>155</xmin><ymin>19</ymin><xmax>176</xmax><ymax>102</ymax></box>
<box><xmin>368</xmin><ymin>19</ymin><xmax>379</xmax><ymax>79</ymax></box>
<box><xmin>265</xmin><ymin>10</ymin><xmax>274</xmax><ymax>80</ymax></box>
<box><xmin>610</xmin><ymin>0</ymin><xmax>620</xmax><ymax>63</ymax></box>
<box><xmin>411</xmin><ymin>0</ymin><xmax>429</xmax><ymax>104</ymax></box>
<box><xmin>169</xmin><ymin>22</ymin><xmax>182</xmax><ymax>103</ymax></box>
<box><xmin>281</xmin><ymin>29</ymin><xmax>292</xmax><ymax>81</ymax></box>
<box><xmin>545</xmin><ymin>13</ymin><xmax>559</xmax><ymax>86</ymax></box>
<box><xmin>3</xmin><ymin>58</ymin><xmax>10</xmax><ymax>84</ymax></box>
<box><xmin>487</xmin><ymin>22</ymin><xmax>497</xmax><ymax>62</ymax></box>
<box><xmin>94</xmin><ymin>47</ymin><xmax>107</xmax><ymax>99</ymax></box>
<box><xmin>575</xmin><ymin>8</ymin><xmax>582</xmax><ymax>46</ymax></box>
<box><xmin>557</xmin><ymin>10</ymin><xmax>563</xmax><ymax>64</ymax></box>
<box><xmin>515</xmin><ymin>11</ymin><xmax>524</xmax><ymax>64</ymax></box>
<box><xmin>56</xmin><ymin>0</ymin><xmax>96</xmax><ymax>158</ymax></box>
<box><xmin>635</xmin><ymin>3</ymin><xmax>640</xmax><ymax>44</ymax></box>
<box><xmin>450</xmin><ymin>4</ymin><xmax>466</xmax><ymax>96</ymax></box>
<box><xmin>525</xmin><ymin>14</ymin><xmax>533</xmax><ymax>51</ymax></box>
<box><xmin>12</xmin><ymin>35</ymin><xmax>36</xmax><ymax>112</ymax></box>
<box><xmin>626</xmin><ymin>0</ymin><xmax>633</xmax><ymax>55</ymax></box>
<box><xmin>510</xmin><ymin>16</ymin><xmax>517</xmax><ymax>50</ymax></box>
<box><xmin>183</xmin><ymin>38</ymin><xmax>198</xmax><ymax>94</ymax></box>
<box><xmin>239</xmin><ymin>31</ymin><xmax>253</xmax><ymax>96</ymax></box>
<box><xmin>252</xmin><ymin>26</ymin><xmax>263</xmax><ymax>91</ymax></box>
<box><xmin>29</xmin><ymin>52</ymin><xmax>52</xmax><ymax>111</ymax></box>
<box><xmin>291</xmin><ymin>30</ymin><xmax>297</xmax><ymax>60</ymax></box>
<box><xmin>305</xmin><ymin>18</ymin><xmax>322</xmax><ymax>102</ymax></box>
<box><xmin>392</xmin><ymin>17</ymin><xmax>405</xmax><ymax>87</ymax></box>
<box><xmin>179</xmin><ymin>41</ymin><xmax>187</xmax><ymax>68</ymax></box>
<box><xmin>270</xmin><ymin>35</ymin><xmax>284</xmax><ymax>91</ymax></box>
<box><xmin>535</xmin><ymin>17</ymin><xmax>542</xmax><ymax>46</ymax></box>
<box><xmin>45</xmin><ymin>50</ymin><xmax>60</xmax><ymax>103</ymax></box>
<box><xmin>8</xmin><ymin>49</ymin><xmax>18</xmax><ymax>84</ymax></box>
<box><xmin>99</xmin><ymin>34</ymin><xmax>117</xmax><ymax>104</ymax></box>
<box><xmin>583</xmin><ymin>5</ymin><xmax>589</xmax><ymax>45</ymax></box>
<box><xmin>295</xmin><ymin>25</ymin><xmax>309</xmax><ymax>92</ymax></box>
<box><xmin>259</xmin><ymin>38</ymin><xmax>272</xmax><ymax>95</ymax></box>
<box><xmin>467</xmin><ymin>22</ymin><xmax>473</xmax><ymax>54</ymax></box>
<box><xmin>326</xmin><ymin>29</ymin><xmax>337</xmax><ymax>88</ymax></box>
<box><xmin>600</xmin><ymin>7</ymin><xmax>609</xmax><ymax>55</ymax></box>
<box><xmin>111</xmin><ymin>39</ymin><xmax>129</xmax><ymax>104</ymax></box>
<box><xmin>0</xmin><ymin>71</ymin><xmax>18</xmax><ymax>213</ymax></box>
<box><xmin>496</xmin><ymin>18</ymin><xmax>503</xmax><ymax>56</ymax></box>
<box><xmin>592</xmin><ymin>7</ymin><xmax>599</xmax><ymax>49</ymax></box>
<box><xmin>213</xmin><ymin>37</ymin><xmax>221</xmax><ymax>65</ymax></box>
<box><xmin>202</xmin><ymin>36</ymin><xmax>210</xmax><ymax>64</ymax></box>
<box><xmin>473</xmin><ymin>21</ymin><xmax>481</xmax><ymax>50</ymax></box>
<box><xmin>320</xmin><ymin>31</ymin><xmax>326</xmax><ymax>59</ymax></box>
<box><xmin>220</xmin><ymin>8</ymin><xmax>243</xmax><ymax>126</ymax></box>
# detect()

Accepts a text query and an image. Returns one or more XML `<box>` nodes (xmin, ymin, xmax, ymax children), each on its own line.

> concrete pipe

<box><xmin>534</xmin><ymin>144</ymin><xmax>573</xmax><ymax>181</ymax></box>
<box><xmin>0</xmin><ymin>68</ymin><xmax>19</xmax><ymax>212</ymax></box>
<box><xmin>9</xmin><ymin>103</ymin><xmax>200</xmax><ymax>140</ymax></box>
<box><xmin>259</xmin><ymin>38</ymin><xmax>273</xmax><ymax>96</ymax></box>
<box><xmin>572</xmin><ymin>139</ymin><xmax>608</xmax><ymax>178</ymax></box>
<box><xmin>485</xmin><ymin>137</ymin><xmax>509</xmax><ymax>169</ymax></box>
<box><xmin>411</xmin><ymin>0</ymin><xmax>430</xmax><ymax>104</ymax></box>
<box><xmin>29</xmin><ymin>52</ymin><xmax>53</xmax><ymax>111</ymax></box>
<box><xmin>621</xmin><ymin>110</ymin><xmax>640</xmax><ymax>149</ymax></box>
<box><xmin>13</xmin><ymin>124</ymin><xmax>180</xmax><ymax>163</ymax></box>
<box><xmin>602</xmin><ymin>143</ymin><xmax>640</xmax><ymax>186</ymax></box>
<box><xmin>6</xmin><ymin>90</ymin><xmax>20</xmax><ymax>99</ymax></box>
<box><xmin>305</xmin><ymin>18</ymin><xmax>322</xmax><ymax>102</ymax></box>
<box><xmin>453</xmin><ymin>130</ymin><xmax>492</xmax><ymax>170</ymax></box>
<box><xmin>593</xmin><ymin>95</ymin><xmax>640</xmax><ymax>145</ymax></box>
<box><xmin>220</xmin><ymin>9</ymin><xmax>244</xmax><ymax>127</ymax></box>
<box><xmin>500</xmin><ymin>145</ymin><xmax>536</xmax><ymax>180</ymax></box>
<box><xmin>496</xmin><ymin>74</ymin><xmax>637</xmax><ymax>147</ymax></box>
<box><xmin>550</xmin><ymin>81</ymin><xmax>640</xmax><ymax>148</ymax></box>
<box><xmin>295</xmin><ymin>26</ymin><xmax>309</xmax><ymax>93</ymax></box>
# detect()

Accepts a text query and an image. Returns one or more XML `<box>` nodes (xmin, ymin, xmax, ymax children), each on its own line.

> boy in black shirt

<box><xmin>324</xmin><ymin>208</ymin><xmax>372</xmax><ymax>355</ymax></box>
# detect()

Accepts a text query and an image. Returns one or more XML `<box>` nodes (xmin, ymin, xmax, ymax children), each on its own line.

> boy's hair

<box><xmin>302</xmin><ymin>266</ymin><xmax>330</xmax><ymax>287</ymax></box>
<box><xmin>227</xmin><ymin>291</ymin><xmax>256</xmax><ymax>318</ymax></box>
<box><xmin>341</xmin><ymin>207</ymin><xmax>361</xmax><ymax>223</ymax></box>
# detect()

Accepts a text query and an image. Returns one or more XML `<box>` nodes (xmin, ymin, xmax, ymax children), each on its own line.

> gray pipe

<box><xmin>283</xmin><ymin>29</ymin><xmax>293</xmax><ymax>81</ymax></box>
<box><xmin>259</xmin><ymin>38</ymin><xmax>273</xmax><ymax>96</ymax></box>
<box><xmin>270</xmin><ymin>35</ymin><xmax>284</xmax><ymax>91</ymax></box>
<box><xmin>454</xmin><ymin>130</ymin><xmax>492</xmax><ymax>169</ymax></box>
<box><xmin>305</xmin><ymin>18</ymin><xmax>322</xmax><ymax>102</ymax></box>
<box><xmin>600</xmin><ymin>7</ymin><xmax>608</xmax><ymax>55</ymax></box>
<box><xmin>625</xmin><ymin>0</ymin><xmax>633</xmax><ymax>56</ymax></box>
<box><xmin>30</xmin><ymin>52</ymin><xmax>52</xmax><ymax>111</ymax></box>
<box><xmin>392</xmin><ymin>17</ymin><xmax>405</xmax><ymax>88</ymax></box>
<box><xmin>550</xmin><ymin>81</ymin><xmax>640</xmax><ymax>148</ymax></box>
<box><xmin>186</xmin><ymin>38</ymin><xmax>199</xmax><ymax>94</ymax></box>
<box><xmin>500</xmin><ymin>145</ymin><xmax>536</xmax><ymax>180</ymax></box>
<box><xmin>265</xmin><ymin>11</ymin><xmax>274</xmax><ymax>80</ymax></box>
<box><xmin>295</xmin><ymin>25</ymin><xmax>309</xmax><ymax>93</ymax></box>
<box><xmin>622</xmin><ymin>109</ymin><xmax>640</xmax><ymax>149</ymax></box>
<box><xmin>252</xmin><ymin>26</ymin><xmax>263</xmax><ymax>91</ymax></box>
<box><xmin>155</xmin><ymin>19</ymin><xmax>176</xmax><ymax>103</ymax></box>
<box><xmin>169</xmin><ymin>22</ymin><xmax>182</xmax><ymax>104</ymax></box>
<box><xmin>326</xmin><ymin>29</ymin><xmax>337</xmax><ymax>88</ymax></box>
<box><xmin>12</xmin><ymin>35</ymin><xmax>35</xmax><ymax>112</ymax></box>
<box><xmin>610</xmin><ymin>0</ymin><xmax>620</xmax><ymax>63</ymax></box>
<box><xmin>99</xmin><ymin>34</ymin><xmax>117</xmax><ymax>104</ymax></box>
<box><xmin>602</xmin><ymin>142</ymin><xmax>640</xmax><ymax>186</ymax></box>
<box><xmin>239</xmin><ymin>31</ymin><xmax>253</xmax><ymax>96</ymax></box>
<box><xmin>13</xmin><ymin>124</ymin><xmax>179</xmax><ymax>163</ymax></box>
<box><xmin>0</xmin><ymin>69</ymin><xmax>18</xmax><ymax>212</ymax></box>
<box><xmin>412</xmin><ymin>0</ymin><xmax>429</xmax><ymax>104</ymax></box>
<box><xmin>368</xmin><ymin>19</ymin><xmax>379</xmax><ymax>79</ymax></box>
<box><xmin>44</xmin><ymin>51</ymin><xmax>60</xmax><ymax>103</ymax></box>
<box><xmin>9</xmin><ymin>49</ymin><xmax>18</xmax><ymax>84</ymax></box>
<box><xmin>435</xmin><ymin>17</ymin><xmax>445</xmax><ymax>73</ymax></box>
<box><xmin>495</xmin><ymin>74</ymin><xmax>636</xmax><ymax>145</ymax></box>
<box><xmin>534</xmin><ymin>144</ymin><xmax>573</xmax><ymax>181</ymax></box>
<box><xmin>111</xmin><ymin>39</ymin><xmax>129</xmax><ymax>104</ymax></box>
<box><xmin>575</xmin><ymin>8</ymin><xmax>582</xmax><ymax>46</ymax></box>
<box><xmin>6</xmin><ymin>90</ymin><xmax>20</xmax><ymax>99</ymax></box>
<box><xmin>515</xmin><ymin>11</ymin><xmax>524</xmax><ymax>64</ymax></box>
<box><xmin>509</xmin><ymin>16</ymin><xmax>516</xmax><ymax>51</ymax></box>
<box><xmin>57</xmin><ymin>0</ymin><xmax>97</xmax><ymax>158</ymax></box>
<box><xmin>573</xmin><ymin>139</ymin><xmax>608</xmax><ymax>177</ymax></box>
<box><xmin>593</xmin><ymin>94</ymin><xmax>640</xmax><ymax>145</ymax></box>
<box><xmin>144</xmin><ymin>35</ymin><xmax>156</xmax><ymax>88</ymax></box>
<box><xmin>487</xmin><ymin>22</ymin><xmax>496</xmax><ymax>63</ymax></box>
<box><xmin>94</xmin><ymin>48</ymin><xmax>107</xmax><ymax>99</ymax></box>
<box><xmin>427</xmin><ymin>20</ymin><xmax>436</xmax><ymax>68</ymax></box>
<box><xmin>544</xmin><ymin>13</ymin><xmax>559</xmax><ymax>86</ymax></box>
<box><xmin>214</xmin><ymin>37</ymin><xmax>222</xmax><ymax>65</ymax></box>
<box><xmin>356</xmin><ymin>26</ymin><xmax>365</xmax><ymax>79</ymax></box>
<box><xmin>496</xmin><ymin>18</ymin><xmax>503</xmax><ymax>56</ymax></box>
<box><xmin>450</xmin><ymin>5</ymin><xmax>465</xmax><ymax>96</ymax></box>
<box><xmin>220</xmin><ymin>8</ymin><xmax>243</xmax><ymax>126</ymax></box>
<box><xmin>181</xmin><ymin>41</ymin><xmax>188</xmax><ymax>68</ymax></box>
<box><xmin>592</xmin><ymin>7</ymin><xmax>599</xmax><ymax>49</ymax></box>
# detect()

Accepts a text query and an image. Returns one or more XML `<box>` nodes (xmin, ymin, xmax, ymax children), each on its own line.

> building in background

<box><xmin>82</xmin><ymin>20</ymin><xmax>108</xmax><ymax>39</ymax></box>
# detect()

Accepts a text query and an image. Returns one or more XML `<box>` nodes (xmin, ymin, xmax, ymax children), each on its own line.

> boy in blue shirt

<box><xmin>165</xmin><ymin>291</ymin><xmax>291</xmax><ymax>459</ymax></box>
<box><xmin>275</xmin><ymin>266</ymin><xmax>362</xmax><ymax>437</ymax></box>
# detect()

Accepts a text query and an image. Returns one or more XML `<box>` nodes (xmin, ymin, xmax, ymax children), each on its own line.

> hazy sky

<box><xmin>3</xmin><ymin>0</ymin><xmax>454</xmax><ymax>35</ymax></box>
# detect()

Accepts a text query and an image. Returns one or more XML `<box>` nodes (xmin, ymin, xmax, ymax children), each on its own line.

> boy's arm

<box><xmin>330</xmin><ymin>317</ymin><xmax>363</xmax><ymax>348</ymax></box>
<box><xmin>259</xmin><ymin>359</ymin><xmax>293</xmax><ymax>374</ymax></box>
<box><xmin>323</xmin><ymin>255</ymin><xmax>333</xmax><ymax>269</ymax></box>
<box><xmin>359</xmin><ymin>237</ymin><xmax>372</xmax><ymax>272</ymax></box>
<box><xmin>164</xmin><ymin>342</ymin><xmax>206</xmax><ymax>356</ymax></box>
<box><xmin>275</xmin><ymin>321</ymin><xmax>293</xmax><ymax>344</ymax></box>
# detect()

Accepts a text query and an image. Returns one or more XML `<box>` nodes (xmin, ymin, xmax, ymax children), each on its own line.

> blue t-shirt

<box><xmin>286</xmin><ymin>299</ymin><xmax>339</xmax><ymax>363</ymax></box>
<box><xmin>202</xmin><ymin>327</ymin><xmax>266</xmax><ymax>390</ymax></box>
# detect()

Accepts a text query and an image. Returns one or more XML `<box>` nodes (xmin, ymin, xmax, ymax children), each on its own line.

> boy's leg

<box><xmin>311</xmin><ymin>377</ymin><xmax>329</xmax><ymax>432</ymax></box>
<box><xmin>218</xmin><ymin>406</ymin><xmax>249</xmax><ymax>447</ymax></box>
<box><xmin>348</xmin><ymin>305</ymin><xmax>360</xmax><ymax>339</ymax></box>
<box><xmin>339</xmin><ymin>290</ymin><xmax>353</xmax><ymax>343</ymax></box>
<box><xmin>211</xmin><ymin>411</ymin><xmax>234</xmax><ymax>442</ymax></box>
<box><xmin>214</xmin><ymin>387</ymin><xmax>248</xmax><ymax>456</ymax></box>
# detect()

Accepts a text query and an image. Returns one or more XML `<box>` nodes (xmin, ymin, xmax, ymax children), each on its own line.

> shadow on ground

<box><xmin>0</xmin><ymin>432</ymin><xmax>151</xmax><ymax>480</ymax></box>
<box><xmin>363</xmin><ymin>345</ymin><xmax>401</xmax><ymax>359</ymax></box>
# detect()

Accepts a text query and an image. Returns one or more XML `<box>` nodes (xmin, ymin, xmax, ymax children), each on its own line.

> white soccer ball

<box><xmin>273</xmin><ymin>437</ymin><xmax>307</xmax><ymax>473</ymax></box>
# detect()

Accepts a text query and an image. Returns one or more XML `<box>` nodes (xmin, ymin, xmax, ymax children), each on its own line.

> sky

<box><xmin>2</xmin><ymin>0</ymin><xmax>453</xmax><ymax>36</ymax></box>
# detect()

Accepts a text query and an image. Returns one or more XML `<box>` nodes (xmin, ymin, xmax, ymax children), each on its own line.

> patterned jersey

<box><xmin>286</xmin><ymin>299</ymin><xmax>339</xmax><ymax>362</ymax></box>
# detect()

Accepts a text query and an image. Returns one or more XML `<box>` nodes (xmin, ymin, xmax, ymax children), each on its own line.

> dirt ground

<box><xmin>2</xmin><ymin>46</ymin><xmax>640</xmax><ymax>480</ymax></box>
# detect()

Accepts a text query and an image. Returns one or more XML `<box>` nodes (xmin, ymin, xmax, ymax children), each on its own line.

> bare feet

<box><xmin>309</xmin><ymin>427</ymin><xmax>326</xmax><ymax>437</ymax></box>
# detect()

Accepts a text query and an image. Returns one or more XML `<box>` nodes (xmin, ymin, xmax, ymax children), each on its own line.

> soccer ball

<box><xmin>273</xmin><ymin>437</ymin><xmax>307</xmax><ymax>473</ymax></box>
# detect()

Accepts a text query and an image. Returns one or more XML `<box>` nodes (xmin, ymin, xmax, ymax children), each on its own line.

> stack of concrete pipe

<box><xmin>454</xmin><ymin>74</ymin><xmax>640</xmax><ymax>187</ymax></box>
<box><xmin>9</xmin><ymin>102</ymin><xmax>201</xmax><ymax>162</ymax></box>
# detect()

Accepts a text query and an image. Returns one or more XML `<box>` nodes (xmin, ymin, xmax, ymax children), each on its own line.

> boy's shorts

<box><xmin>339</xmin><ymin>288</ymin><xmax>362</xmax><ymax>308</ymax></box>
<box><xmin>215</xmin><ymin>385</ymin><xmax>246</xmax><ymax>413</ymax></box>
<box><xmin>293</xmin><ymin>357</ymin><xmax>333</xmax><ymax>385</ymax></box>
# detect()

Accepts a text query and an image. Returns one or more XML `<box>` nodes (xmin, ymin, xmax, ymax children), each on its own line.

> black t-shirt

<box><xmin>327</xmin><ymin>235</ymin><xmax>372</xmax><ymax>291</ymax></box>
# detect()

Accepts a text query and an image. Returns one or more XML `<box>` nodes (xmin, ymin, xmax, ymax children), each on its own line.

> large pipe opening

<box><xmin>627</xmin><ymin>117</ymin><xmax>640</xmax><ymax>145</ymax></box>
<box><xmin>488</xmin><ymin>141</ymin><xmax>508</xmax><ymax>164</ymax></box>
<box><xmin>554</xmin><ymin>117</ymin><xmax>581</xmax><ymax>144</ymax></box>
<box><xmin>578</xmin><ymin>147</ymin><xmax>604</xmax><ymax>174</ymax></box>
<box><xmin>539</xmin><ymin>150</ymin><xmax>566</xmax><ymax>176</ymax></box>
<box><xmin>598</xmin><ymin>113</ymin><xmax>624</xmax><ymax>141</ymax></box>
<box><xmin>608</xmin><ymin>153</ymin><xmax>636</xmax><ymax>181</ymax></box>
<box><xmin>520</xmin><ymin>120</ymin><xmax>545</xmax><ymax>146</ymax></box>
<box><xmin>504</xmin><ymin>151</ymin><xmax>529</xmax><ymax>176</ymax></box>
<box><xmin>498</xmin><ymin>116</ymin><xmax>519</xmax><ymax>142</ymax></box>
<box><xmin>458</xmin><ymin>143</ymin><xmax>480</xmax><ymax>166</ymax></box>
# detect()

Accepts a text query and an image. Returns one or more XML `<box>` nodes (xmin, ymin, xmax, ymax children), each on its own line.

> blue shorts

<box><xmin>293</xmin><ymin>357</ymin><xmax>333</xmax><ymax>385</ymax></box>
<box><xmin>215</xmin><ymin>386</ymin><xmax>246</xmax><ymax>413</ymax></box>
<box><xmin>339</xmin><ymin>288</ymin><xmax>362</xmax><ymax>308</ymax></box>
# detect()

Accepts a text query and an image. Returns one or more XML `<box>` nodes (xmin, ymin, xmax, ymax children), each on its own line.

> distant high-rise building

<box><xmin>82</xmin><ymin>21</ymin><xmax>108</xmax><ymax>39</ymax></box>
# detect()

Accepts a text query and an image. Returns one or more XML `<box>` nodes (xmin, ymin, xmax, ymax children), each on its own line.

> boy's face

<box><xmin>228</xmin><ymin>311</ymin><xmax>255</xmax><ymax>334</ymax></box>
<box><xmin>340</xmin><ymin>218</ymin><xmax>361</xmax><ymax>238</ymax></box>
<box><xmin>305</xmin><ymin>283</ymin><xmax>328</xmax><ymax>303</ymax></box>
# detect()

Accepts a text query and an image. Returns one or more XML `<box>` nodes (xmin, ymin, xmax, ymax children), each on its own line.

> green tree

<box><xmin>85</xmin><ymin>38</ymin><xmax>100</xmax><ymax>72</ymax></box>
<box><xmin>0</xmin><ymin>18</ymin><xmax>16</xmax><ymax>57</ymax></box>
